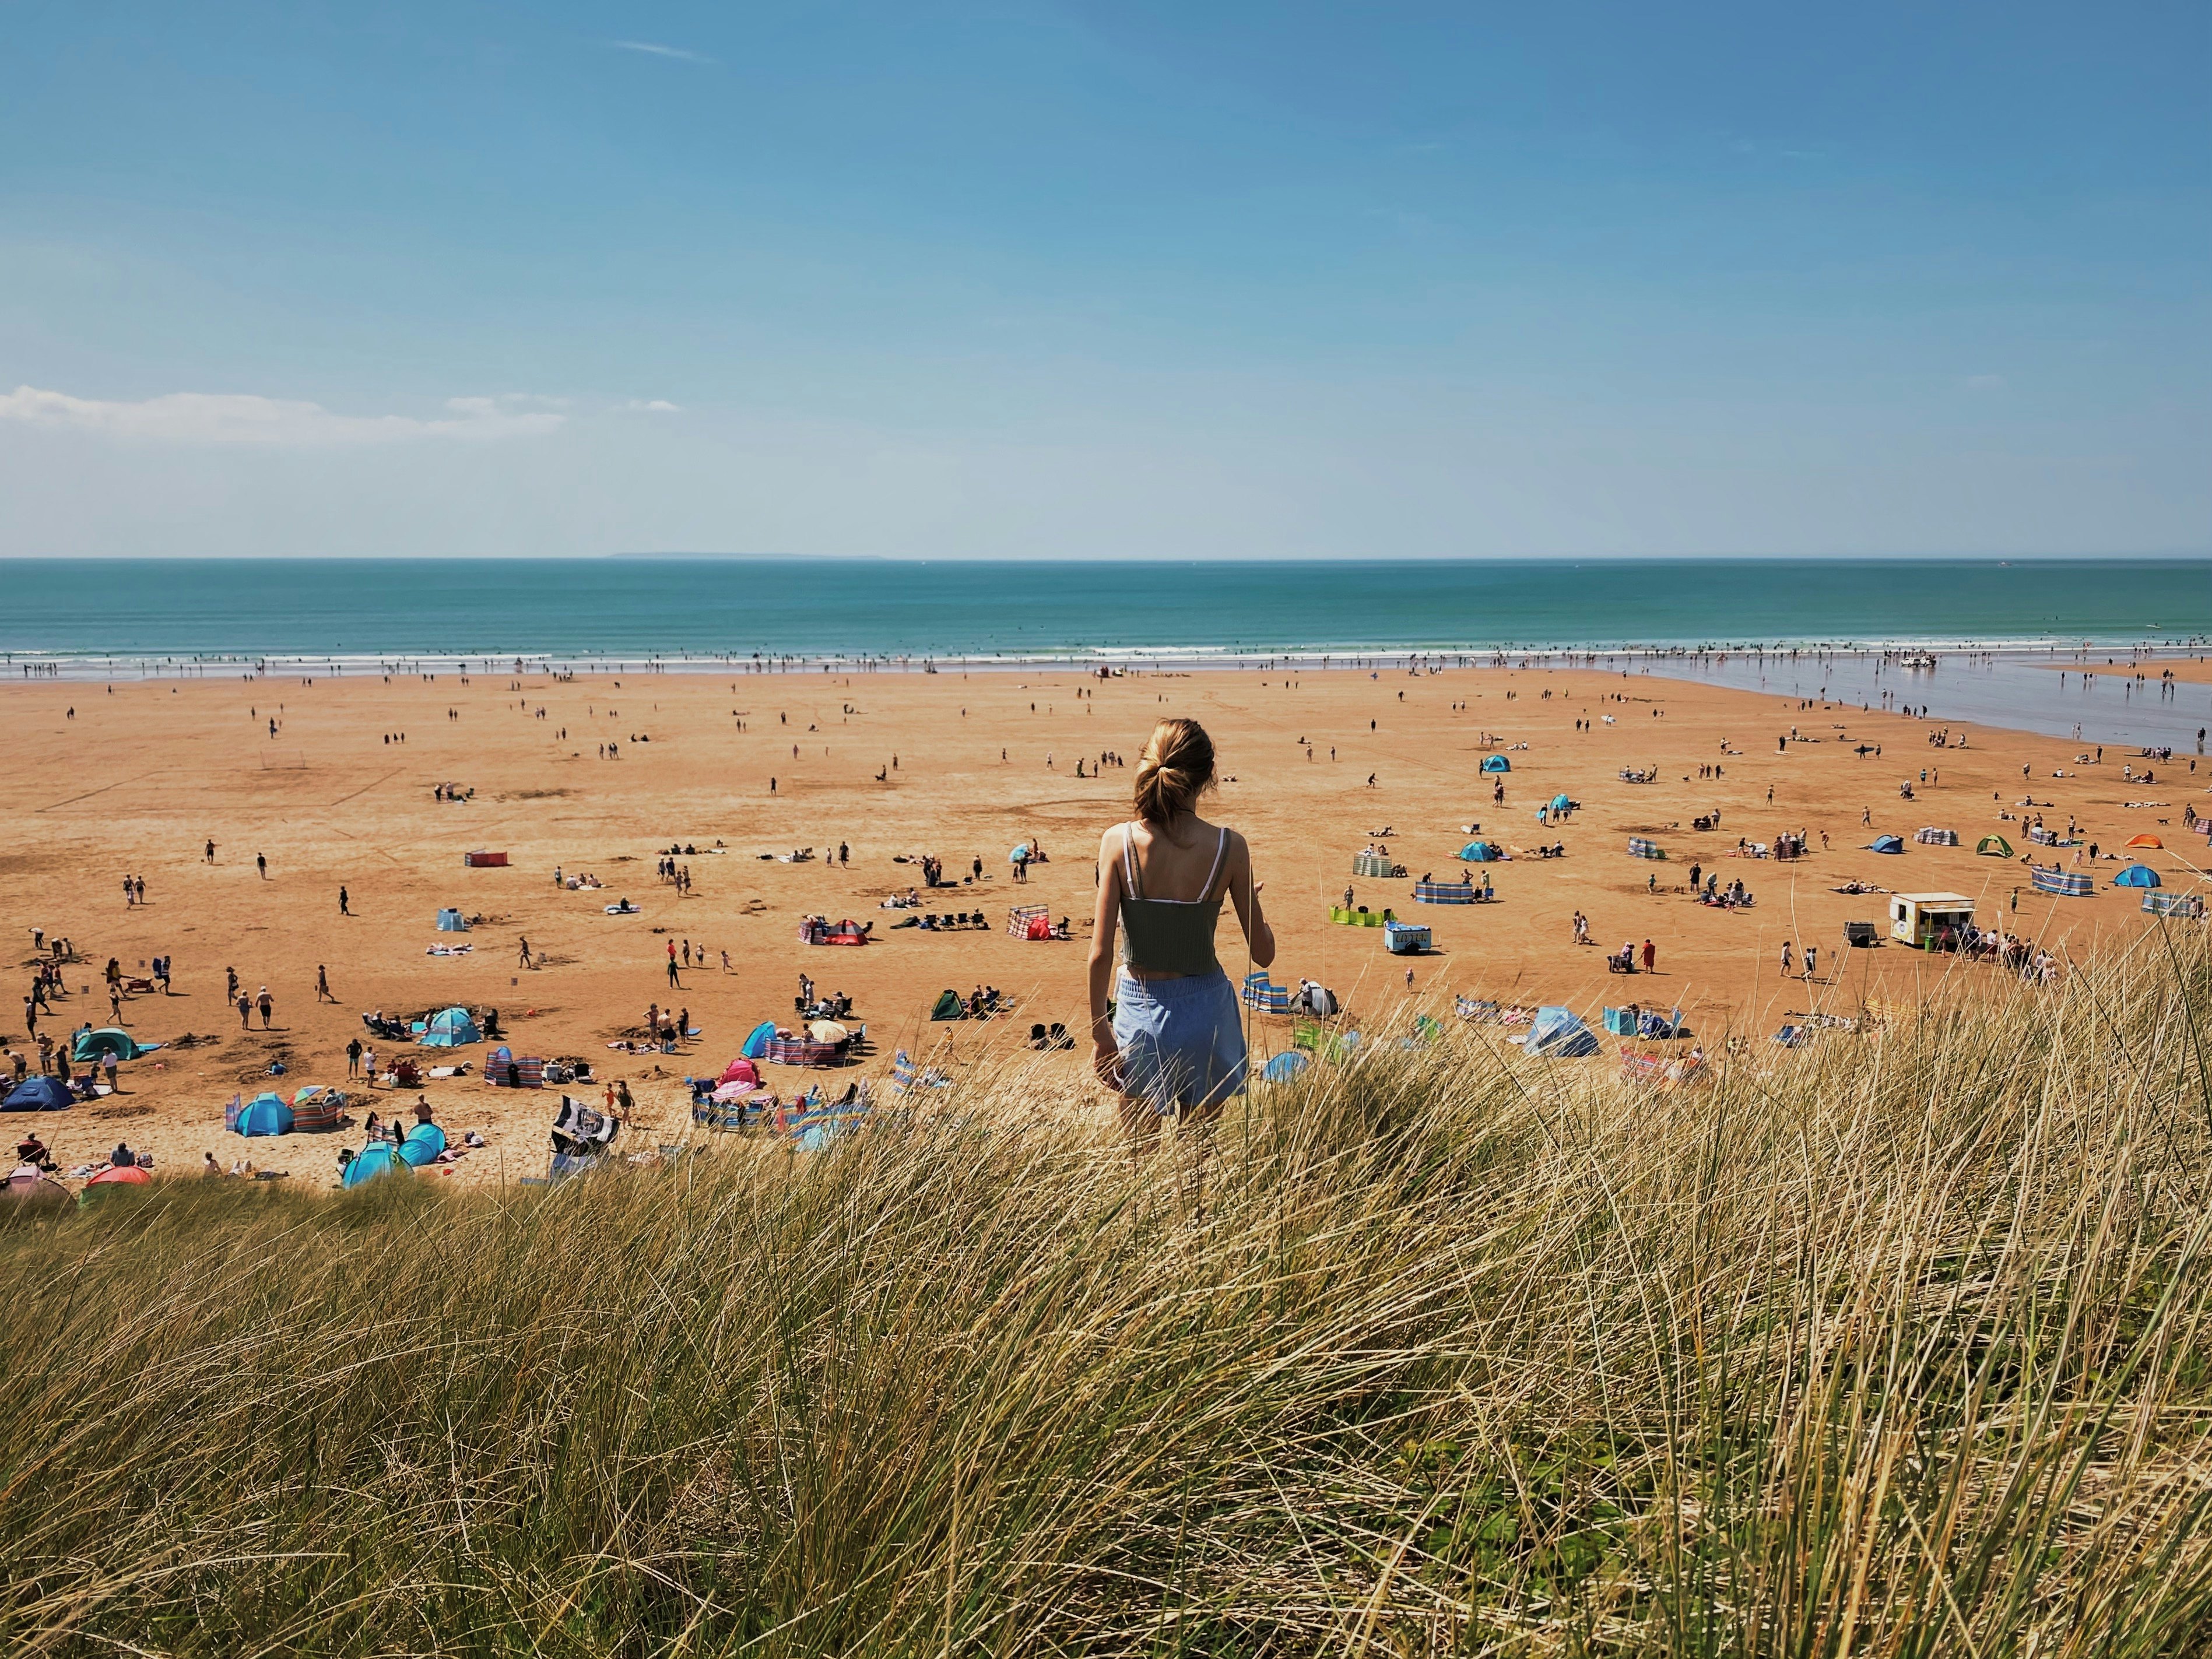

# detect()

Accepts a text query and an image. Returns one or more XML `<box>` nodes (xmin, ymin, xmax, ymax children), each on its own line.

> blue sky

<box><xmin>2</xmin><ymin>1</ymin><xmax>2205</xmax><ymax>558</ymax></box>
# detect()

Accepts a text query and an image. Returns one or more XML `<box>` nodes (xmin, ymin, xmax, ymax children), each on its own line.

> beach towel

<box><xmin>1627</xmin><ymin>837</ymin><xmax>1666</xmax><ymax>860</ymax></box>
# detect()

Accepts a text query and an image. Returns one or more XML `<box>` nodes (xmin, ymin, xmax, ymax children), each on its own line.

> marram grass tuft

<box><xmin>5</xmin><ymin>930</ymin><xmax>2212</xmax><ymax>1656</ymax></box>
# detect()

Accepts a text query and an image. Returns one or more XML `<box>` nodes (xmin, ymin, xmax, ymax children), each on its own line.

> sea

<box><xmin>3</xmin><ymin>556</ymin><xmax>2208</xmax><ymax>747</ymax></box>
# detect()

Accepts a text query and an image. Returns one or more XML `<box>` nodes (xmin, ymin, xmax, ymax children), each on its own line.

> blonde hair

<box><xmin>1133</xmin><ymin>718</ymin><xmax>1215</xmax><ymax>824</ymax></box>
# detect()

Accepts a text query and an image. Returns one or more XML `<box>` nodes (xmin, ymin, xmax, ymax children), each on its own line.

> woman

<box><xmin>1089</xmin><ymin>719</ymin><xmax>1274</xmax><ymax>1141</ymax></box>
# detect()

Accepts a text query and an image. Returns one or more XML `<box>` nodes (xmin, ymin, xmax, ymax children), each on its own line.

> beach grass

<box><xmin>5</xmin><ymin>931</ymin><xmax>2212</xmax><ymax>1656</ymax></box>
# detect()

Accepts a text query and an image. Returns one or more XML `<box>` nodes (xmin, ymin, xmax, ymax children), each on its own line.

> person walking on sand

<box><xmin>518</xmin><ymin>936</ymin><xmax>532</xmax><ymax>968</ymax></box>
<box><xmin>347</xmin><ymin>1036</ymin><xmax>363</xmax><ymax>1077</ymax></box>
<box><xmin>205</xmin><ymin>839</ymin><xmax>216</xmax><ymax>864</ymax></box>
<box><xmin>1641</xmin><ymin>939</ymin><xmax>1656</xmax><ymax>974</ymax></box>
<box><xmin>257</xmin><ymin>987</ymin><xmax>273</xmax><ymax>1029</ymax></box>
<box><xmin>237</xmin><ymin>992</ymin><xmax>252</xmax><ymax>1029</ymax></box>
<box><xmin>339</xmin><ymin>886</ymin><xmax>350</xmax><ymax>916</ymax></box>
<box><xmin>1088</xmin><ymin>718</ymin><xmax>1275</xmax><ymax>1156</ymax></box>
<box><xmin>256</xmin><ymin>853</ymin><xmax>267</xmax><ymax>880</ymax></box>
<box><xmin>1779</xmin><ymin>940</ymin><xmax>1793</xmax><ymax>976</ymax></box>
<box><xmin>317</xmin><ymin>964</ymin><xmax>334</xmax><ymax>1003</ymax></box>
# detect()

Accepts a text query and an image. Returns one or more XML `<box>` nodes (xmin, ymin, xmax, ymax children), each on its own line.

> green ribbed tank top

<box><xmin>1118</xmin><ymin>823</ymin><xmax>1229</xmax><ymax>976</ymax></box>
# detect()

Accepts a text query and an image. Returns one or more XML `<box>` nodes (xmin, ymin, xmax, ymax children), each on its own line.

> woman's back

<box><xmin>1117</xmin><ymin>816</ymin><xmax>1231</xmax><ymax>978</ymax></box>
<box><xmin>1121</xmin><ymin>816</ymin><xmax>1230</xmax><ymax>903</ymax></box>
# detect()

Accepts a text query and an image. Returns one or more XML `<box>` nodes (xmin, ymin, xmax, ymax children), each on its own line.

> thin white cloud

<box><xmin>0</xmin><ymin>385</ymin><xmax>566</xmax><ymax>447</ymax></box>
<box><xmin>615</xmin><ymin>398</ymin><xmax>683</xmax><ymax>413</ymax></box>
<box><xmin>606</xmin><ymin>40</ymin><xmax>716</xmax><ymax>65</ymax></box>
<box><xmin>1962</xmin><ymin>374</ymin><xmax>2009</xmax><ymax>391</ymax></box>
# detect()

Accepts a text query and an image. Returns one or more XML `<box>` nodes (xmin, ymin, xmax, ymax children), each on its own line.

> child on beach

<box><xmin>1088</xmin><ymin>718</ymin><xmax>1274</xmax><ymax>1147</ymax></box>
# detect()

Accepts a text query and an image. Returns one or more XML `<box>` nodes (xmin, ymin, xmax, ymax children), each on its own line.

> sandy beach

<box><xmin>8</xmin><ymin>664</ymin><xmax>2206</xmax><ymax>1186</ymax></box>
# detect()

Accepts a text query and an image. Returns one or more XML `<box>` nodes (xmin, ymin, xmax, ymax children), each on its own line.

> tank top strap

<box><xmin>1122</xmin><ymin>822</ymin><xmax>1143</xmax><ymax>898</ymax></box>
<box><xmin>1199</xmin><ymin>827</ymin><xmax>1230</xmax><ymax>900</ymax></box>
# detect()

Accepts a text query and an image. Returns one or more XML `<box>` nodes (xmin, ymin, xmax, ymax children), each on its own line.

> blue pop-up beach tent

<box><xmin>1867</xmin><ymin>835</ymin><xmax>1904</xmax><ymax>854</ymax></box>
<box><xmin>740</xmin><ymin>1020</ymin><xmax>776</xmax><ymax>1060</ymax></box>
<box><xmin>342</xmin><ymin>1140</ymin><xmax>403</xmax><ymax>1189</ymax></box>
<box><xmin>1524</xmin><ymin>1006</ymin><xmax>1600</xmax><ymax>1057</ymax></box>
<box><xmin>233</xmin><ymin>1091</ymin><xmax>294</xmax><ymax>1137</ymax></box>
<box><xmin>2114</xmin><ymin>863</ymin><xmax>2161</xmax><ymax>888</ymax></box>
<box><xmin>2</xmin><ymin>1076</ymin><xmax>72</xmax><ymax>1112</ymax></box>
<box><xmin>435</xmin><ymin>908</ymin><xmax>471</xmax><ymax>932</ymax></box>
<box><xmin>1459</xmin><ymin>841</ymin><xmax>1500</xmax><ymax>862</ymax></box>
<box><xmin>398</xmin><ymin>1122</ymin><xmax>448</xmax><ymax>1166</ymax></box>
<box><xmin>1481</xmin><ymin>755</ymin><xmax>1511</xmax><ymax>773</ymax></box>
<box><xmin>418</xmin><ymin>1006</ymin><xmax>481</xmax><ymax>1048</ymax></box>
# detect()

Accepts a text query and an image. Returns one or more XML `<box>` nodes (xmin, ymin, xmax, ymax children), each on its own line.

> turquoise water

<box><xmin>2</xmin><ymin>557</ymin><xmax>2206</xmax><ymax>666</ymax></box>
<box><xmin>2</xmin><ymin>557</ymin><xmax>2207</xmax><ymax>746</ymax></box>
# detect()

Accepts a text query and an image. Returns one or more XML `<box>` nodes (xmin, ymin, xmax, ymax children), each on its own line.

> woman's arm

<box><xmin>1227</xmin><ymin>832</ymin><xmax>1276</xmax><ymax>969</ymax></box>
<box><xmin>1087</xmin><ymin>828</ymin><xmax>1124</xmax><ymax>1085</ymax></box>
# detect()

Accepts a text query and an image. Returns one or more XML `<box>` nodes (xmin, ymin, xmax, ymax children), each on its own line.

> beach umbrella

<box><xmin>1009</xmin><ymin>843</ymin><xmax>1029</xmax><ymax>862</ymax></box>
<box><xmin>807</xmin><ymin>1020</ymin><xmax>849</xmax><ymax>1043</ymax></box>
<box><xmin>2127</xmin><ymin>834</ymin><xmax>2163</xmax><ymax>849</ymax></box>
